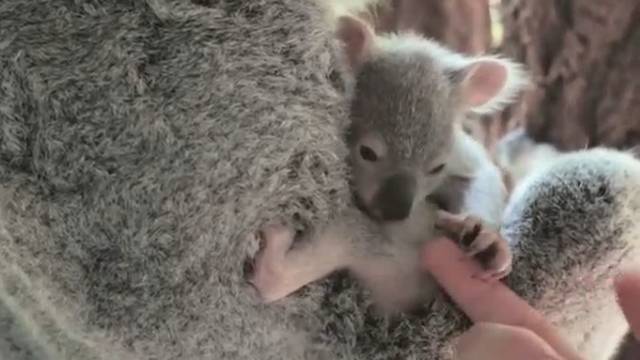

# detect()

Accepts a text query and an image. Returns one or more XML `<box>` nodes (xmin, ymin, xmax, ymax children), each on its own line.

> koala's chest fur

<box><xmin>379</xmin><ymin>200</ymin><xmax>441</xmax><ymax>250</ymax></box>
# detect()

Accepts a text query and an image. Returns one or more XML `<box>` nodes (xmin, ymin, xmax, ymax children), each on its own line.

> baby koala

<box><xmin>249</xmin><ymin>15</ymin><xmax>527</xmax><ymax>311</ymax></box>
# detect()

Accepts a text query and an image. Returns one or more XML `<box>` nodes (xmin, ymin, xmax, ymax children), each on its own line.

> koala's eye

<box><xmin>429</xmin><ymin>163</ymin><xmax>445</xmax><ymax>174</ymax></box>
<box><xmin>359</xmin><ymin>146</ymin><xmax>378</xmax><ymax>162</ymax></box>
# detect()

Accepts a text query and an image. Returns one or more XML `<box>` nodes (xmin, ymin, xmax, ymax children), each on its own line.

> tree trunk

<box><xmin>365</xmin><ymin>0</ymin><xmax>491</xmax><ymax>56</ymax></box>
<box><xmin>497</xmin><ymin>0</ymin><xmax>640</xmax><ymax>151</ymax></box>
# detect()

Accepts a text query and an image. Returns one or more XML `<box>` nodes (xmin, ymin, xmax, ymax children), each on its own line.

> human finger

<box><xmin>422</xmin><ymin>237</ymin><xmax>584</xmax><ymax>360</ymax></box>
<box><xmin>614</xmin><ymin>270</ymin><xmax>640</xmax><ymax>340</ymax></box>
<box><xmin>454</xmin><ymin>322</ymin><xmax>564</xmax><ymax>360</ymax></box>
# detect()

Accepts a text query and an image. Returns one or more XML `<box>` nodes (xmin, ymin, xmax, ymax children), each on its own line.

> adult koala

<box><xmin>0</xmin><ymin>1</ymin><xmax>638</xmax><ymax>360</ymax></box>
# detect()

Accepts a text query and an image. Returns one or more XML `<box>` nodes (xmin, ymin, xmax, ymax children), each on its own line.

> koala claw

<box><xmin>436</xmin><ymin>211</ymin><xmax>513</xmax><ymax>281</ymax></box>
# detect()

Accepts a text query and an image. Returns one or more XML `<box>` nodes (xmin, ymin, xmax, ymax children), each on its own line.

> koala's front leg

<box><xmin>248</xmin><ymin>222</ymin><xmax>352</xmax><ymax>303</ymax></box>
<box><xmin>435</xmin><ymin>210</ymin><xmax>512</xmax><ymax>281</ymax></box>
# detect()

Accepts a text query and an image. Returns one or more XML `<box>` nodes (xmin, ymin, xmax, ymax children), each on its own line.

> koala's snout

<box><xmin>375</xmin><ymin>173</ymin><xmax>416</xmax><ymax>221</ymax></box>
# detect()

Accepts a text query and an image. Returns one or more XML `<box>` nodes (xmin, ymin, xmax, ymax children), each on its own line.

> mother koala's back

<box><xmin>0</xmin><ymin>1</ymin><xmax>352</xmax><ymax>359</ymax></box>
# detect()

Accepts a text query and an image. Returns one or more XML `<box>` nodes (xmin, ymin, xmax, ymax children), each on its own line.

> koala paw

<box><xmin>247</xmin><ymin>223</ymin><xmax>296</xmax><ymax>302</ymax></box>
<box><xmin>436</xmin><ymin>211</ymin><xmax>512</xmax><ymax>281</ymax></box>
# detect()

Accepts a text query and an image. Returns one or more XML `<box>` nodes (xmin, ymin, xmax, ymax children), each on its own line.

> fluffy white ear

<box><xmin>335</xmin><ymin>15</ymin><xmax>375</xmax><ymax>71</ymax></box>
<box><xmin>456</xmin><ymin>57</ymin><xmax>529</xmax><ymax>115</ymax></box>
<box><xmin>371</xmin><ymin>33</ymin><xmax>529</xmax><ymax>114</ymax></box>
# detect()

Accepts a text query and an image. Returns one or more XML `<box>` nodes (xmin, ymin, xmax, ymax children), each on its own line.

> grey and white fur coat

<box><xmin>0</xmin><ymin>1</ymin><xmax>638</xmax><ymax>359</ymax></box>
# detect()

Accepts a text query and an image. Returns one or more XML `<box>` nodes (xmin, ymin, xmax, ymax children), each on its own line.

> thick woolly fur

<box><xmin>375</xmin><ymin>33</ymin><xmax>531</xmax><ymax>115</ymax></box>
<box><xmin>501</xmin><ymin>145</ymin><xmax>640</xmax><ymax>360</ymax></box>
<box><xmin>0</xmin><ymin>1</ymin><xmax>639</xmax><ymax>360</ymax></box>
<box><xmin>0</xmin><ymin>1</ymin><xmax>352</xmax><ymax>359</ymax></box>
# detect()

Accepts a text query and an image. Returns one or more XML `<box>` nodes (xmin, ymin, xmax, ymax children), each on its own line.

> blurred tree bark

<box><xmin>497</xmin><ymin>0</ymin><xmax>640</xmax><ymax>151</ymax></box>
<box><xmin>369</xmin><ymin>0</ymin><xmax>492</xmax><ymax>55</ymax></box>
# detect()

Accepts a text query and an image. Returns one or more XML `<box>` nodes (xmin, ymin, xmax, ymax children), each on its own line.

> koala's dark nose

<box><xmin>376</xmin><ymin>173</ymin><xmax>416</xmax><ymax>221</ymax></box>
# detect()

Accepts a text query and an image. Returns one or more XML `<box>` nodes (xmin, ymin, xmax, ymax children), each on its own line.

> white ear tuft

<box><xmin>458</xmin><ymin>56</ymin><xmax>530</xmax><ymax>115</ymax></box>
<box><xmin>375</xmin><ymin>32</ymin><xmax>470</xmax><ymax>68</ymax></box>
<box><xmin>374</xmin><ymin>33</ymin><xmax>530</xmax><ymax>115</ymax></box>
<box><xmin>335</xmin><ymin>15</ymin><xmax>375</xmax><ymax>71</ymax></box>
<box><xmin>327</xmin><ymin>0</ymin><xmax>385</xmax><ymax>18</ymax></box>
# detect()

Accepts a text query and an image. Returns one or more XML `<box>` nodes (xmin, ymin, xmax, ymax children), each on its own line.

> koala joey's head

<box><xmin>336</xmin><ymin>15</ymin><xmax>529</xmax><ymax>222</ymax></box>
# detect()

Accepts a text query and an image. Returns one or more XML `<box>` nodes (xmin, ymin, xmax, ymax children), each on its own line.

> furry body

<box><xmin>499</xmin><ymin>144</ymin><xmax>640</xmax><ymax>360</ymax></box>
<box><xmin>250</xmin><ymin>16</ymin><xmax>518</xmax><ymax>308</ymax></box>
<box><xmin>0</xmin><ymin>1</ymin><xmax>638</xmax><ymax>359</ymax></box>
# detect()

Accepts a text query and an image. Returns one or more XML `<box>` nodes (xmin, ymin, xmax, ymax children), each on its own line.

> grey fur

<box><xmin>0</xmin><ymin>1</ymin><xmax>351</xmax><ymax>359</ymax></box>
<box><xmin>0</xmin><ymin>1</ymin><xmax>639</xmax><ymax>360</ymax></box>
<box><xmin>249</xmin><ymin>25</ymin><xmax>515</xmax><ymax>310</ymax></box>
<box><xmin>350</xmin><ymin>52</ymin><xmax>456</xmax><ymax>167</ymax></box>
<box><xmin>348</xmin><ymin>51</ymin><xmax>456</xmax><ymax>219</ymax></box>
<box><xmin>501</xmin><ymin>147</ymin><xmax>640</xmax><ymax>360</ymax></box>
<box><xmin>345</xmin><ymin>25</ymin><xmax>522</xmax><ymax>230</ymax></box>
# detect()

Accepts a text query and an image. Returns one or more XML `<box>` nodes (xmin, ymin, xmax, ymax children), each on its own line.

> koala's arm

<box><xmin>249</xmin><ymin>207</ymin><xmax>383</xmax><ymax>303</ymax></box>
<box><xmin>251</xmin><ymin>203</ymin><xmax>443</xmax><ymax>311</ymax></box>
<box><xmin>499</xmin><ymin>147</ymin><xmax>640</xmax><ymax>360</ymax></box>
<box><xmin>433</xmin><ymin>129</ymin><xmax>508</xmax><ymax>229</ymax></box>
